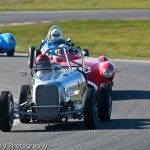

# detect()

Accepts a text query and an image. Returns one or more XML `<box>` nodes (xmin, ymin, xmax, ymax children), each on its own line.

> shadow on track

<box><xmin>11</xmin><ymin>121</ymin><xmax>86</xmax><ymax>133</ymax></box>
<box><xmin>0</xmin><ymin>54</ymin><xmax>28</xmax><ymax>58</ymax></box>
<box><xmin>99</xmin><ymin>119</ymin><xmax>150</xmax><ymax>130</ymax></box>
<box><xmin>113</xmin><ymin>90</ymin><xmax>150</xmax><ymax>101</ymax></box>
<box><xmin>11</xmin><ymin>118</ymin><xmax>150</xmax><ymax>133</ymax></box>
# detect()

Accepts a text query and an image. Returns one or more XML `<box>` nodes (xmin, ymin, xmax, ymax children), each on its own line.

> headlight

<box><xmin>103</xmin><ymin>69</ymin><xmax>113</xmax><ymax>78</ymax></box>
<box><xmin>8</xmin><ymin>37</ymin><xmax>15</xmax><ymax>44</ymax></box>
<box><xmin>66</xmin><ymin>88</ymin><xmax>80</xmax><ymax>97</ymax></box>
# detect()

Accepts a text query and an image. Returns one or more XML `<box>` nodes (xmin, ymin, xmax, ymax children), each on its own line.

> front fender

<box><xmin>99</xmin><ymin>61</ymin><xmax>115</xmax><ymax>82</ymax></box>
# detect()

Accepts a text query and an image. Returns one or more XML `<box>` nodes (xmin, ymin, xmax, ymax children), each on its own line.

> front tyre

<box><xmin>19</xmin><ymin>85</ymin><xmax>31</xmax><ymax>123</ymax></box>
<box><xmin>99</xmin><ymin>84</ymin><xmax>112</xmax><ymax>121</ymax></box>
<box><xmin>7</xmin><ymin>50</ymin><xmax>15</xmax><ymax>57</ymax></box>
<box><xmin>84</xmin><ymin>88</ymin><xmax>99</xmax><ymax>129</ymax></box>
<box><xmin>0</xmin><ymin>91</ymin><xmax>14</xmax><ymax>132</ymax></box>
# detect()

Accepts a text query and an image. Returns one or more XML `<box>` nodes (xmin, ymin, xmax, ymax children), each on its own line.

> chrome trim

<box><xmin>31</xmin><ymin>105</ymin><xmax>63</xmax><ymax>108</ymax></box>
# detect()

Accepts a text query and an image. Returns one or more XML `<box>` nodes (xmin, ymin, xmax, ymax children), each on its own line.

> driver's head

<box><xmin>51</xmin><ymin>28</ymin><xmax>61</xmax><ymax>41</ymax></box>
<box><xmin>36</xmin><ymin>54</ymin><xmax>51</xmax><ymax>68</ymax></box>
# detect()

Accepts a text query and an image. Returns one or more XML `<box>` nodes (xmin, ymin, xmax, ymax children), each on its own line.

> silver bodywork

<box><xmin>32</xmin><ymin>68</ymin><xmax>86</xmax><ymax>121</ymax></box>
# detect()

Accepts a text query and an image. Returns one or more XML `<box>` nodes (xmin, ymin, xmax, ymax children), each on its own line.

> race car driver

<box><xmin>31</xmin><ymin>54</ymin><xmax>52</xmax><ymax>78</ymax></box>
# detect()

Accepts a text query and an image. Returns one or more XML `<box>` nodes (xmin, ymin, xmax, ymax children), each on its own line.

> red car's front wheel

<box><xmin>99</xmin><ymin>84</ymin><xmax>112</xmax><ymax>121</ymax></box>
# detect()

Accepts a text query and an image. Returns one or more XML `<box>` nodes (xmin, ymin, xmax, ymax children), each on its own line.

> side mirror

<box><xmin>82</xmin><ymin>49</ymin><xmax>89</xmax><ymax>57</ymax></box>
<box><xmin>67</xmin><ymin>38</ymin><xmax>72</xmax><ymax>45</ymax></box>
<box><xmin>40</xmin><ymin>40</ymin><xmax>45</xmax><ymax>48</ymax></box>
<box><xmin>41</xmin><ymin>40</ymin><xmax>45</xmax><ymax>43</ymax></box>
<box><xmin>67</xmin><ymin>38</ymin><xmax>75</xmax><ymax>46</ymax></box>
<box><xmin>67</xmin><ymin>38</ymin><xmax>71</xmax><ymax>43</ymax></box>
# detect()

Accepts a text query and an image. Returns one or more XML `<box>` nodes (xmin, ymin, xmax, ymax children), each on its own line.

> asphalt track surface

<box><xmin>0</xmin><ymin>54</ymin><xmax>150</xmax><ymax>150</ymax></box>
<box><xmin>0</xmin><ymin>10</ymin><xmax>150</xmax><ymax>150</ymax></box>
<box><xmin>0</xmin><ymin>9</ymin><xmax>150</xmax><ymax>25</ymax></box>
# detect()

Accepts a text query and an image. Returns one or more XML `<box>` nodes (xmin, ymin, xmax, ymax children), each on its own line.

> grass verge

<box><xmin>1</xmin><ymin>20</ymin><xmax>150</xmax><ymax>60</ymax></box>
<box><xmin>0</xmin><ymin>0</ymin><xmax>150</xmax><ymax>11</ymax></box>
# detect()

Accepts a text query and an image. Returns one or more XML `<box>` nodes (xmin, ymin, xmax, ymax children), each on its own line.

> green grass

<box><xmin>0</xmin><ymin>0</ymin><xmax>150</xmax><ymax>11</ymax></box>
<box><xmin>1</xmin><ymin>20</ymin><xmax>150</xmax><ymax>60</ymax></box>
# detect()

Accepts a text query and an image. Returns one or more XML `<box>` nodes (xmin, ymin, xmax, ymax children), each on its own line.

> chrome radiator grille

<box><xmin>36</xmin><ymin>85</ymin><xmax>59</xmax><ymax>121</ymax></box>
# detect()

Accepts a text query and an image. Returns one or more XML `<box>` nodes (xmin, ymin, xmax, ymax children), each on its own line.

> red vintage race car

<box><xmin>28</xmin><ymin>25</ymin><xmax>115</xmax><ymax>121</ymax></box>
<box><xmin>43</xmin><ymin>46</ymin><xmax>115</xmax><ymax>121</ymax></box>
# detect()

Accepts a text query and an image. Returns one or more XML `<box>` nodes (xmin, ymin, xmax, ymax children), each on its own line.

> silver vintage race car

<box><xmin>0</xmin><ymin>46</ymin><xmax>108</xmax><ymax>132</ymax></box>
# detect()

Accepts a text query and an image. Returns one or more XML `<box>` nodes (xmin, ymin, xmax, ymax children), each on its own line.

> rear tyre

<box><xmin>0</xmin><ymin>91</ymin><xmax>14</xmax><ymax>132</ymax></box>
<box><xmin>28</xmin><ymin>46</ymin><xmax>35</xmax><ymax>69</ymax></box>
<box><xmin>19</xmin><ymin>85</ymin><xmax>31</xmax><ymax>123</ymax></box>
<box><xmin>99</xmin><ymin>84</ymin><xmax>112</xmax><ymax>121</ymax></box>
<box><xmin>84</xmin><ymin>88</ymin><xmax>99</xmax><ymax>129</ymax></box>
<box><xmin>34</xmin><ymin>49</ymin><xmax>41</xmax><ymax>64</ymax></box>
<box><xmin>7</xmin><ymin>50</ymin><xmax>15</xmax><ymax>57</ymax></box>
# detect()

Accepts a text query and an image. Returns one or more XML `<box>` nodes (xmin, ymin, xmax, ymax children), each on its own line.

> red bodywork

<box><xmin>51</xmin><ymin>54</ymin><xmax>115</xmax><ymax>92</ymax></box>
